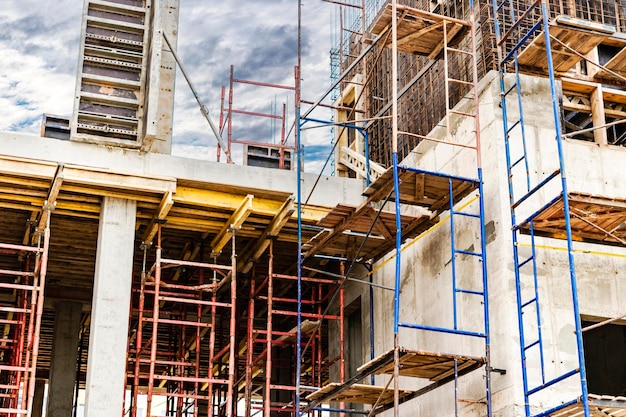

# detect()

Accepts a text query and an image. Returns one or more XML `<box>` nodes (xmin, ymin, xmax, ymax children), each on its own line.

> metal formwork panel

<box><xmin>72</xmin><ymin>0</ymin><xmax>150</xmax><ymax>147</ymax></box>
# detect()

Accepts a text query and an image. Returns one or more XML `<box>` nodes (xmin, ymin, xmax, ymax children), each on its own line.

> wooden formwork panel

<box><xmin>302</xmin><ymin>203</ymin><xmax>434</xmax><ymax>262</ymax></box>
<box><xmin>358</xmin><ymin>348</ymin><xmax>484</xmax><ymax>381</ymax></box>
<box><xmin>306</xmin><ymin>383</ymin><xmax>414</xmax><ymax>405</ymax></box>
<box><xmin>517</xmin><ymin>18</ymin><xmax>613</xmax><ymax>73</ymax></box>
<box><xmin>550</xmin><ymin>394</ymin><xmax>626</xmax><ymax>416</ymax></box>
<box><xmin>521</xmin><ymin>192</ymin><xmax>626</xmax><ymax>245</ymax></box>
<box><xmin>363</xmin><ymin>167</ymin><xmax>478</xmax><ymax>213</ymax></box>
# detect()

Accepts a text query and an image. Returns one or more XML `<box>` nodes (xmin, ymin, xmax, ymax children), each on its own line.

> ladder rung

<box><xmin>521</xmin><ymin>297</ymin><xmax>537</xmax><ymax>308</ymax></box>
<box><xmin>0</xmin><ymin>307</ymin><xmax>31</xmax><ymax>314</ymax></box>
<box><xmin>0</xmin><ymin>408</ymin><xmax>28</xmax><ymax>414</ymax></box>
<box><xmin>454</xmin><ymin>249</ymin><xmax>482</xmax><ymax>257</ymax></box>
<box><xmin>447</xmin><ymin>47</ymin><xmax>473</xmax><ymax>56</ymax></box>
<box><xmin>456</xmin><ymin>289</ymin><xmax>484</xmax><ymax>296</ymax></box>
<box><xmin>506</xmin><ymin>119</ymin><xmax>521</xmax><ymax>135</ymax></box>
<box><xmin>518</xmin><ymin>255</ymin><xmax>534</xmax><ymax>268</ymax></box>
<box><xmin>448</xmin><ymin>78</ymin><xmax>474</xmax><ymax>87</ymax></box>
<box><xmin>511</xmin><ymin>155</ymin><xmax>525</xmax><ymax>169</ymax></box>
<box><xmin>503</xmin><ymin>82</ymin><xmax>518</xmax><ymax>97</ymax></box>
<box><xmin>449</xmin><ymin>109</ymin><xmax>476</xmax><ymax>118</ymax></box>
<box><xmin>523</xmin><ymin>339</ymin><xmax>540</xmax><ymax>351</ymax></box>
<box><xmin>451</xmin><ymin>210</ymin><xmax>480</xmax><ymax>219</ymax></box>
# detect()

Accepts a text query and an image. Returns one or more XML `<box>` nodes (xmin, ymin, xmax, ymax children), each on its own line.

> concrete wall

<box><xmin>362</xmin><ymin>71</ymin><xmax>626</xmax><ymax>416</ymax></box>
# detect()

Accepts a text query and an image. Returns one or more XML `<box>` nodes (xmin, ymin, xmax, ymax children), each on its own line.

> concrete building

<box><xmin>0</xmin><ymin>1</ymin><xmax>625</xmax><ymax>417</ymax></box>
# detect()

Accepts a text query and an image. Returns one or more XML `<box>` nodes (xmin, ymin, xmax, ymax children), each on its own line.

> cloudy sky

<box><xmin>0</xmin><ymin>1</ymin><xmax>341</xmax><ymax>173</ymax></box>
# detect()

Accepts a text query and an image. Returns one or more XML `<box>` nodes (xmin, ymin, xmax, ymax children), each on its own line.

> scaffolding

<box><xmin>0</xmin><ymin>212</ymin><xmax>50</xmax><ymax>416</ymax></box>
<box><xmin>219</xmin><ymin>65</ymin><xmax>297</xmax><ymax>169</ymax></box>
<box><xmin>491</xmin><ymin>0</ymin><xmax>626</xmax><ymax>416</ymax></box>
<box><xmin>127</xmin><ymin>225</ymin><xmax>237</xmax><ymax>417</ymax></box>
<box><xmin>298</xmin><ymin>1</ymin><xmax>491</xmax><ymax>415</ymax></box>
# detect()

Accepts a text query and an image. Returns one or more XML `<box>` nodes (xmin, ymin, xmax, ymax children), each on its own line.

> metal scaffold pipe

<box><xmin>163</xmin><ymin>33</ymin><xmax>233</xmax><ymax>163</ymax></box>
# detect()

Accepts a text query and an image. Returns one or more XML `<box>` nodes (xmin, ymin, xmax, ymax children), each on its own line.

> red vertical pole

<box><xmin>207</xmin><ymin>255</ymin><xmax>218</xmax><ymax>415</ymax></box>
<box><xmin>228</xmin><ymin>65</ymin><xmax>234</xmax><ymax>159</ymax></box>
<box><xmin>264</xmin><ymin>240</ymin><xmax>274</xmax><ymax>417</ymax></box>
<box><xmin>339</xmin><ymin>262</ymin><xmax>346</xmax><ymax>416</ymax></box>
<box><xmin>279</xmin><ymin>103</ymin><xmax>287</xmax><ymax>169</ymax></box>
<box><xmin>245</xmin><ymin>270</ymin><xmax>255</xmax><ymax>417</ymax></box>
<box><xmin>131</xmin><ymin>267</ymin><xmax>146</xmax><ymax>417</ymax></box>
<box><xmin>26</xmin><ymin>214</ymin><xmax>50</xmax><ymax>415</ymax></box>
<box><xmin>226</xmin><ymin>232</ymin><xmax>237</xmax><ymax>416</ymax></box>
<box><xmin>146</xmin><ymin>226</ymin><xmax>162</xmax><ymax>416</ymax></box>
<box><xmin>194</xmin><ymin>271</ymin><xmax>203</xmax><ymax>417</ymax></box>
<box><xmin>218</xmin><ymin>86</ymin><xmax>226</xmax><ymax>163</ymax></box>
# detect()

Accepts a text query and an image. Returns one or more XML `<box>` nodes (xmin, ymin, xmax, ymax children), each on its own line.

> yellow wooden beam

<box><xmin>37</xmin><ymin>165</ymin><xmax>65</xmax><ymax>232</ymax></box>
<box><xmin>174</xmin><ymin>186</ymin><xmax>329</xmax><ymax>223</ymax></box>
<box><xmin>141</xmin><ymin>191</ymin><xmax>174</xmax><ymax>244</ymax></box>
<box><xmin>239</xmin><ymin>197</ymin><xmax>295</xmax><ymax>273</ymax></box>
<box><xmin>211</xmin><ymin>195</ymin><xmax>254</xmax><ymax>254</ymax></box>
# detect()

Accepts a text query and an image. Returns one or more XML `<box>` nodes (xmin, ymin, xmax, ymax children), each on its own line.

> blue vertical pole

<box><xmin>478</xmin><ymin>168</ymin><xmax>492</xmax><ymax>417</ymax></box>
<box><xmin>369</xmin><ymin>265</ymin><xmax>376</xmax><ymax>385</ymax></box>
<box><xmin>540</xmin><ymin>2</ymin><xmax>589</xmax><ymax>415</ymax></box>
<box><xmin>296</xmin><ymin>117</ymin><xmax>303</xmax><ymax>416</ymax></box>
<box><xmin>364</xmin><ymin>130</ymin><xmax>371</xmax><ymax>186</ymax></box>
<box><xmin>449</xmin><ymin>179</ymin><xmax>458</xmax><ymax>330</ymax></box>
<box><xmin>393</xmin><ymin>154</ymin><xmax>402</xmax><ymax>336</ymax></box>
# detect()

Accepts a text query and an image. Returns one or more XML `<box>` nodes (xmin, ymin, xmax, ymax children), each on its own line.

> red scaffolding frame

<box><xmin>128</xmin><ymin>225</ymin><xmax>237</xmax><ymax>417</ymax></box>
<box><xmin>219</xmin><ymin>65</ymin><xmax>297</xmax><ymax>169</ymax></box>
<box><xmin>238</xmin><ymin>239</ymin><xmax>346</xmax><ymax>417</ymax></box>
<box><xmin>0</xmin><ymin>213</ymin><xmax>50</xmax><ymax>416</ymax></box>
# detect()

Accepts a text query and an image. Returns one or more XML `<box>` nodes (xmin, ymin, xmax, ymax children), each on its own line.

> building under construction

<box><xmin>1</xmin><ymin>0</ymin><xmax>625</xmax><ymax>416</ymax></box>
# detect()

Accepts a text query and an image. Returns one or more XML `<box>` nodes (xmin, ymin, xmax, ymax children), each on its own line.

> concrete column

<box><xmin>46</xmin><ymin>302</ymin><xmax>82</xmax><ymax>417</ymax></box>
<box><xmin>31</xmin><ymin>379</ymin><xmax>46</xmax><ymax>417</ymax></box>
<box><xmin>84</xmin><ymin>197</ymin><xmax>136</xmax><ymax>417</ymax></box>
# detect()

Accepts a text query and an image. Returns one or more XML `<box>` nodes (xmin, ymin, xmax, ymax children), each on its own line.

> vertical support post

<box><xmin>590</xmin><ymin>85</ymin><xmax>607</xmax><ymax>145</ymax></box>
<box><xmin>227</xmin><ymin>232</ymin><xmax>237</xmax><ymax>416</ymax></box>
<box><xmin>264</xmin><ymin>240</ymin><xmax>274</xmax><ymax>417</ymax></box>
<box><xmin>26</xmin><ymin>211</ymin><xmax>51</xmax><ymax>417</ymax></box>
<box><xmin>389</xmin><ymin>1</ymin><xmax>402</xmax><ymax>416</ymax></box>
<box><xmin>84</xmin><ymin>197</ymin><xmax>136</xmax><ymax>417</ymax></box>
<box><xmin>31</xmin><ymin>380</ymin><xmax>46</xmax><ymax>417</ymax></box>
<box><xmin>46</xmin><ymin>301</ymin><xmax>82</xmax><ymax>417</ymax></box>
<box><xmin>208</xmin><ymin>254</ymin><xmax>218</xmax><ymax>414</ymax></box>
<box><xmin>540</xmin><ymin>1</ymin><xmax>589</xmax><ymax>414</ymax></box>
<box><xmin>245</xmin><ymin>273</ymin><xmax>255</xmax><ymax>417</ymax></box>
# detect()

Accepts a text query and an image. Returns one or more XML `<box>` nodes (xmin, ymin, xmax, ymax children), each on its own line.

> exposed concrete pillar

<box><xmin>31</xmin><ymin>379</ymin><xmax>46</xmax><ymax>417</ymax></box>
<box><xmin>46</xmin><ymin>302</ymin><xmax>82</xmax><ymax>417</ymax></box>
<box><xmin>84</xmin><ymin>197</ymin><xmax>136</xmax><ymax>417</ymax></box>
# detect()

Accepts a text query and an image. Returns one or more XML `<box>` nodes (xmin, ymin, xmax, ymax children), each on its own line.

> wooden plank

<box><xmin>369</xmin><ymin>3</ymin><xmax>469</xmax><ymax>56</ymax></box>
<box><xmin>306</xmin><ymin>383</ymin><xmax>414</xmax><ymax>405</ymax></box>
<box><xmin>141</xmin><ymin>191</ymin><xmax>174</xmax><ymax>244</ymax></box>
<box><xmin>210</xmin><ymin>195</ymin><xmax>253</xmax><ymax>253</ymax></box>
<box><xmin>518</xmin><ymin>24</ymin><xmax>610</xmax><ymax>74</ymax></box>
<box><xmin>604</xmin><ymin>46</ymin><xmax>626</xmax><ymax>75</ymax></box>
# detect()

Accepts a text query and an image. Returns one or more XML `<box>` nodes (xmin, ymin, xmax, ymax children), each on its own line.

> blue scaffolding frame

<box><xmin>296</xmin><ymin>1</ymin><xmax>493</xmax><ymax>415</ymax></box>
<box><xmin>490</xmin><ymin>1</ymin><xmax>590</xmax><ymax>415</ymax></box>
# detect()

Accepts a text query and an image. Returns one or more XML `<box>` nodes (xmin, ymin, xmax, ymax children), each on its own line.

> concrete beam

<box><xmin>84</xmin><ymin>197</ymin><xmax>137</xmax><ymax>417</ymax></box>
<box><xmin>0</xmin><ymin>133</ymin><xmax>365</xmax><ymax>207</ymax></box>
